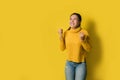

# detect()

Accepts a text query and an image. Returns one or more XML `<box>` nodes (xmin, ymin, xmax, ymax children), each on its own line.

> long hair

<box><xmin>67</xmin><ymin>13</ymin><xmax>82</xmax><ymax>30</ymax></box>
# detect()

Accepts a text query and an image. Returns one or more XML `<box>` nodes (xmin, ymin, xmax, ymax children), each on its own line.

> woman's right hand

<box><xmin>58</xmin><ymin>28</ymin><xmax>63</xmax><ymax>37</ymax></box>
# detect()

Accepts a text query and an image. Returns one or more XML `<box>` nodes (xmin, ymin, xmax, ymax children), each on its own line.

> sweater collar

<box><xmin>69</xmin><ymin>26</ymin><xmax>82</xmax><ymax>33</ymax></box>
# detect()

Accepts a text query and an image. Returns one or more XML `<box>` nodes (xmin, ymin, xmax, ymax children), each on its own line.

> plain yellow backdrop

<box><xmin>0</xmin><ymin>0</ymin><xmax>120</xmax><ymax>80</ymax></box>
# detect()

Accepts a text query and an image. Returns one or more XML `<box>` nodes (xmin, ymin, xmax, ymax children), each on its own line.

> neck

<box><xmin>71</xmin><ymin>26</ymin><xmax>80</xmax><ymax>29</ymax></box>
<box><xmin>70</xmin><ymin>26</ymin><xmax>82</xmax><ymax>33</ymax></box>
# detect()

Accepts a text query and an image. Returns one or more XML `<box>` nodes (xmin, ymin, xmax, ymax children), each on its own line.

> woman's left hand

<box><xmin>80</xmin><ymin>32</ymin><xmax>85</xmax><ymax>41</ymax></box>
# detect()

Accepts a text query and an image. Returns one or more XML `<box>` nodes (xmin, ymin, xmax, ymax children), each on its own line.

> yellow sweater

<box><xmin>59</xmin><ymin>27</ymin><xmax>91</xmax><ymax>63</ymax></box>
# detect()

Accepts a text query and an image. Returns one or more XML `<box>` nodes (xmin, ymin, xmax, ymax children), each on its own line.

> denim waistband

<box><xmin>66</xmin><ymin>60</ymin><xmax>86</xmax><ymax>64</ymax></box>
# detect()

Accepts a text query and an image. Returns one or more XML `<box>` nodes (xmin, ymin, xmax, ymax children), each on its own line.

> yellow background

<box><xmin>0</xmin><ymin>0</ymin><xmax>120</xmax><ymax>80</ymax></box>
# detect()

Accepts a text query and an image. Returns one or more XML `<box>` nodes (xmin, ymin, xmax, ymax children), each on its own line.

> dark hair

<box><xmin>68</xmin><ymin>13</ymin><xmax>82</xmax><ymax>30</ymax></box>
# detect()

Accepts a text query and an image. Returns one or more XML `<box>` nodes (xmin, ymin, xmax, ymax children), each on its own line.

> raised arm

<box><xmin>58</xmin><ymin>29</ymin><xmax>66</xmax><ymax>51</ymax></box>
<box><xmin>80</xmin><ymin>30</ymin><xmax>91</xmax><ymax>52</ymax></box>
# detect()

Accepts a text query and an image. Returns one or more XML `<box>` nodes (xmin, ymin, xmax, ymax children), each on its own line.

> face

<box><xmin>70</xmin><ymin>15</ymin><xmax>80</xmax><ymax>29</ymax></box>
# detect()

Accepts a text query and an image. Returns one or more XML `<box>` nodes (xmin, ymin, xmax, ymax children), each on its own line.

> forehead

<box><xmin>70</xmin><ymin>15</ymin><xmax>78</xmax><ymax>18</ymax></box>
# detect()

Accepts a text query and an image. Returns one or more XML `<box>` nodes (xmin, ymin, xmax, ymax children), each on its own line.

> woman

<box><xmin>58</xmin><ymin>13</ymin><xmax>91</xmax><ymax>80</ymax></box>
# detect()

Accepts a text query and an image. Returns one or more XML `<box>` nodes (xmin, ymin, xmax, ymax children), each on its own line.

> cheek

<box><xmin>70</xmin><ymin>20</ymin><xmax>72</xmax><ymax>23</ymax></box>
<box><xmin>74</xmin><ymin>20</ymin><xmax>79</xmax><ymax>25</ymax></box>
<box><xmin>69</xmin><ymin>21</ymin><xmax>72</xmax><ymax>25</ymax></box>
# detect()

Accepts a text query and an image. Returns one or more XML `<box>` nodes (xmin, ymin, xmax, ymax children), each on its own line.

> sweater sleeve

<box><xmin>81</xmin><ymin>31</ymin><xmax>91</xmax><ymax>52</ymax></box>
<box><xmin>59</xmin><ymin>31</ymin><xmax>66</xmax><ymax>51</ymax></box>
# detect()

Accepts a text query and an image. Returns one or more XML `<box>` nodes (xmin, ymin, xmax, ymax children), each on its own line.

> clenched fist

<box><xmin>58</xmin><ymin>28</ymin><xmax>63</xmax><ymax>37</ymax></box>
<box><xmin>80</xmin><ymin>32</ymin><xmax>85</xmax><ymax>41</ymax></box>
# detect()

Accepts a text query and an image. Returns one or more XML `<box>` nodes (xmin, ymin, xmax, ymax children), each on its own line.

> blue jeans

<box><xmin>65</xmin><ymin>60</ymin><xmax>87</xmax><ymax>80</ymax></box>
